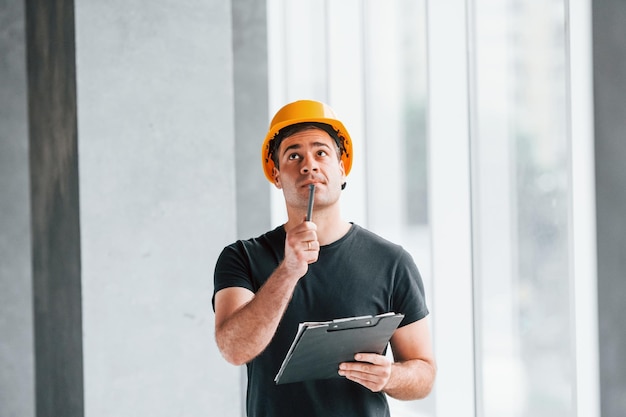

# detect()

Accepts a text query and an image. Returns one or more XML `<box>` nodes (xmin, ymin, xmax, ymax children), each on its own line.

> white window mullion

<box><xmin>567</xmin><ymin>0</ymin><xmax>600</xmax><ymax>416</ymax></box>
<box><xmin>426</xmin><ymin>1</ymin><xmax>476</xmax><ymax>416</ymax></box>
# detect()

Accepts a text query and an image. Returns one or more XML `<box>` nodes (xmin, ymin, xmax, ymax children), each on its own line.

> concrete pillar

<box><xmin>232</xmin><ymin>0</ymin><xmax>271</xmax><ymax>240</ymax></box>
<box><xmin>25</xmin><ymin>0</ymin><xmax>85</xmax><ymax>415</ymax></box>
<box><xmin>231</xmin><ymin>0</ymin><xmax>271</xmax><ymax>411</ymax></box>
<box><xmin>593</xmin><ymin>1</ymin><xmax>626</xmax><ymax>416</ymax></box>
<box><xmin>0</xmin><ymin>1</ymin><xmax>35</xmax><ymax>416</ymax></box>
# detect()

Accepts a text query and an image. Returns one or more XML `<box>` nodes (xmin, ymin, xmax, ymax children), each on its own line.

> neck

<box><xmin>284</xmin><ymin>205</ymin><xmax>351</xmax><ymax>246</ymax></box>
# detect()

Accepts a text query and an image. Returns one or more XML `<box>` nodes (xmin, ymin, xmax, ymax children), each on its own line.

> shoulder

<box><xmin>215</xmin><ymin>226</ymin><xmax>285</xmax><ymax>274</ymax></box>
<box><xmin>221</xmin><ymin>225</ymin><xmax>285</xmax><ymax>255</ymax></box>
<box><xmin>213</xmin><ymin>225</ymin><xmax>286</xmax><ymax>296</ymax></box>
<box><xmin>349</xmin><ymin>224</ymin><xmax>405</xmax><ymax>254</ymax></box>
<box><xmin>346</xmin><ymin>225</ymin><xmax>420</xmax><ymax>275</ymax></box>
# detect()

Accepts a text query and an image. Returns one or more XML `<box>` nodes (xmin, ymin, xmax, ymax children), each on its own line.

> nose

<box><xmin>300</xmin><ymin>152</ymin><xmax>319</xmax><ymax>175</ymax></box>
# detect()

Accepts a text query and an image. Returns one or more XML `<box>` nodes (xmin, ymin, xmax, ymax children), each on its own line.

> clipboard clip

<box><xmin>327</xmin><ymin>316</ymin><xmax>381</xmax><ymax>332</ymax></box>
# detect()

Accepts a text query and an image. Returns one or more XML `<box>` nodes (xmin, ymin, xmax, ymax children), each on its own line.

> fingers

<box><xmin>338</xmin><ymin>353</ymin><xmax>392</xmax><ymax>392</ymax></box>
<box><xmin>299</xmin><ymin>224</ymin><xmax>319</xmax><ymax>264</ymax></box>
<box><xmin>304</xmin><ymin>239</ymin><xmax>319</xmax><ymax>252</ymax></box>
<box><xmin>282</xmin><ymin>221</ymin><xmax>319</xmax><ymax>276</ymax></box>
<box><xmin>293</xmin><ymin>221</ymin><xmax>318</xmax><ymax>259</ymax></box>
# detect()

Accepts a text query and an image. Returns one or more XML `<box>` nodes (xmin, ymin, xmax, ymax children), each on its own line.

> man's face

<box><xmin>272</xmin><ymin>128</ymin><xmax>346</xmax><ymax>212</ymax></box>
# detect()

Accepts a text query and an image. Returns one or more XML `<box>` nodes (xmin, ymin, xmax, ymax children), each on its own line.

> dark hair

<box><xmin>266</xmin><ymin>122</ymin><xmax>347</xmax><ymax>170</ymax></box>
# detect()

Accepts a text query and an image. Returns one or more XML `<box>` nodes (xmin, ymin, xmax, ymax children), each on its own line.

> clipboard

<box><xmin>274</xmin><ymin>312</ymin><xmax>404</xmax><ymax>385</ymax></box>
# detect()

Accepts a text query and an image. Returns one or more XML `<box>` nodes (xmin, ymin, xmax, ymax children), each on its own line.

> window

<box><xmin>265</xmin><ymin>0</ymin><xmax>598</xmax><ymax>416</ymax></box>
<box><xmin>471</xmin><ymin>1</ymin><xmax>575</xmax><ymax>416</ymax></box>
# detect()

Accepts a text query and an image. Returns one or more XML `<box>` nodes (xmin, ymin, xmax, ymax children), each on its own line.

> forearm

<box><xmin>383</xmin><ymin>358</ymin><xmax>437</xmax><ymax>400</ymax></box>
<box><xmin>215</xmin><ymin>265</ymin><xmax>300</xmax><ymax>365</ymax></box>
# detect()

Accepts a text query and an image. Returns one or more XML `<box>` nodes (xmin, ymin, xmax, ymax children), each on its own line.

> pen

<box><xmin>306</xmin><ymin>184</ymin><xmax>315</xmax><ymax>221</ymax></box>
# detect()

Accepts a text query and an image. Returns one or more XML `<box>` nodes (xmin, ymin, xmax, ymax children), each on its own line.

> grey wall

<box><xmin>1</xmin><ymin>0</ymin><xmax>272</xmax><ymax>415</ymax></box>
<box><xmin>0</xmin><ymin>1</ymin><xmax>35</xmax><ymax>416</ymax></box>
<box><xmin>74</xmin><ymin>0</ymin><xmax>241</xmax><ymax>416</ymax></box>
<box><xmin>593</xmin><ymin>1</ymin><xmax>626</xmax><ymax>416</ymax></box>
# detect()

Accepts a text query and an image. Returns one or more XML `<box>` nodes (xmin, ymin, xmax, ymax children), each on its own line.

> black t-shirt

<box><xmin>213</xmin><ymin>223</ymin><xmax>429</xmax><ymax>417</ymax></box>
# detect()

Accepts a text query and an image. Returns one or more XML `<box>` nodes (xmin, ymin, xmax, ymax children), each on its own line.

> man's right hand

<box><xmin>282</xmin><ymin>218</ymin><xmax>319</xmax><ymax>278</ymax></box>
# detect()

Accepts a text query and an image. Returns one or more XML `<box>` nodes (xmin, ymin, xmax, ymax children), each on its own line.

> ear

<box><xmin>339</xmin><ymin>159</ymin><xmax>347</xmax><ymax>182</ymax></box>
<box><xmin>272</xmin><ymin>166</ymin><xmax>283</xmax><ymax>189</ymax></box>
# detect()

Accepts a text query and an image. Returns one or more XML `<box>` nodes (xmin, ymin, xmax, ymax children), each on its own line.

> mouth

<box><xmin>300</xmin><ymin>179</ymin><xmax>323</xmax><ymax>188</ymax></box>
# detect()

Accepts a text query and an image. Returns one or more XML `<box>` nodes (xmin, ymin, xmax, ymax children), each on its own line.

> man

<box><xmin>213</xmin><ymin>99</ymin><xmax>436</xmax><ymax>417</ymax></box>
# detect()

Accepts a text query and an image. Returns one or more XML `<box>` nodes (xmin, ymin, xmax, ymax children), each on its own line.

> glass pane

<box><xmin>471</xmin><ymin>1</ymin><xmax>575</xmax><ymax>416</ymax></box>
<box><xmin>267</xmin><ymin>1</ymin><xmax>433</xmax><ymax>416</ymax></box>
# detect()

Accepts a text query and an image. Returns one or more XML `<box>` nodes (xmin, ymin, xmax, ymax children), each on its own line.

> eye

<box><xmin>317</xmin><ymin>150</ymin><xmax>328</xmax><ymax>157</ymax></box>
<box><xmin>287</xmin><ymin>152</ymin><xmax>301</xmax><ymax>160</ymax></box>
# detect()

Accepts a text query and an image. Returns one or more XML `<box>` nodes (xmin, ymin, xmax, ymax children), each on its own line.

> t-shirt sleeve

<box><xmin>392</xmin><ymin>250</ymin><xmax>429</xmax><ymax>327</ymax></box>
<box><xmin>212</xmin><ymin>242</ymin><xmax>256</xmax><ymax>311</ymax></box>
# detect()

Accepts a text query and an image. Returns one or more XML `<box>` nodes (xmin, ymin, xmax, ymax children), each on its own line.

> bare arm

<box><xmin>338</xmin><ymin>317</ymin><xmax>436</xmax><ymax>400</ymax></box>
<box><xmin>384</xmin><ymin>318</ymin><xmax>437</xmax><ymax>399</ymax></box>
<box><xmin>214</xmin><ymin>266</ymin><xmax>299</xmax><ymax>365</ymax></box>
<box><xmin>214</xmin><ymin>220</ymin><xmax>319</xmax><ymax>365</ymax></box>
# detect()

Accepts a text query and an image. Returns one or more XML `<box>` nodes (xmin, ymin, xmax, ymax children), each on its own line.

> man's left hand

<box><xmin>338</xmin><ymin>353</ymin><xmax>392</xmax><ymax>392</ymax></box>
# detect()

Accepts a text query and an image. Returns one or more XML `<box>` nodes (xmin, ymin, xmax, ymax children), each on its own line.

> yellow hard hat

<box><xmin>261</xmin><ymin>99</ymin><xmax>353</xmax><ymax>183</ymax></box>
